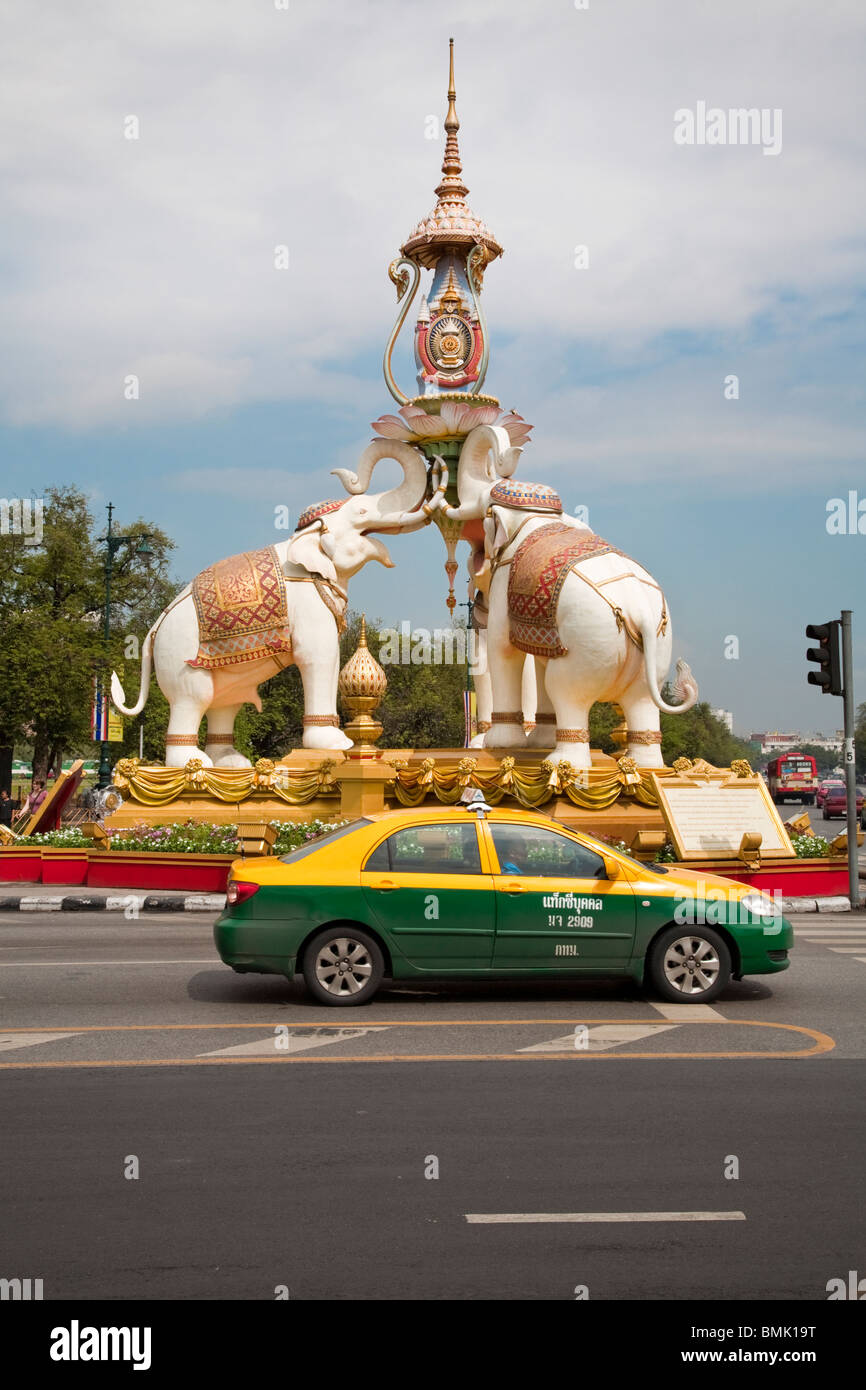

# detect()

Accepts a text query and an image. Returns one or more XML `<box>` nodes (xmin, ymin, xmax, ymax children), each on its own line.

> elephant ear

<box><xmin>286</xmin><ymin>531</ymin><xmax>338</xmax><ymax>585</ymax></box>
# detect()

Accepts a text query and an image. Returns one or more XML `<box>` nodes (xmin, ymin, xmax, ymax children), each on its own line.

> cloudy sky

<box><xmin>2</xmin><ymin>0</ymin><xmax>864</xmax><ymax>735</ymax></box>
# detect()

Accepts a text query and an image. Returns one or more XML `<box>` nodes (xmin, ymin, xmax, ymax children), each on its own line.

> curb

<box><xmin>0</xmin><ymin>891</ymin><xmax>860</xmax><ymax>915</ymax></box>
<box><xmin>780</xmin><ymin>896</ymin><xmax>855</xmax><ymax>914</ymax></box>
<box><xmin>0</xmin><ymin>894</ymin><xmax>226</xmax><ymax>913</ymax></box>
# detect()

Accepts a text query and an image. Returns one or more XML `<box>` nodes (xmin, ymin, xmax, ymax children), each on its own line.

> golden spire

<box><xmin>436</xmin><ymin>38</ymin><xmax>468</xmax><ymax>201</ymax></box>
<box><xmin>399</xmin><ymin>39</ymin><xmax>502</xmax><ymax>272</ymax></box>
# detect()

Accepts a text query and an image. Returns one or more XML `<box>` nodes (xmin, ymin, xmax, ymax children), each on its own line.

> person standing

<box><xmin>0</xmin><ymin>789</ymin><xmax>14</xmax><ymax>828</ymax></box>
<box><xmin>20</xmin><ymin>779</ymin><xmax>47</xmax><ymax>819</ymax></box>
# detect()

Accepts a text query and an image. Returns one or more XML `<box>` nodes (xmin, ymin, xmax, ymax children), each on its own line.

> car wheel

<box><xmin>302</xmin><ymin>927</ymin><xmax>384</xmax><ymax>1006</ymax></box>
<box><xmin>647</xmin><ymin>926</ymin><xmax>731</xmax><ymax>1004</ymax></box>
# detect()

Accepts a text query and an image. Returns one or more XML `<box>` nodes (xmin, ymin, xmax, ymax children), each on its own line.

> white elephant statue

<box><xmin>436</xmin><ymin>424</ymin><xmax>698</xmax><ymax>768</ymax></box>
<box><xmin>111</xmin><ymin>442</ymin><xmax>430</xmax><ymax>768</ymax></box>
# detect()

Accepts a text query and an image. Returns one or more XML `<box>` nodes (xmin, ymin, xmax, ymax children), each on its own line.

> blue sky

<box><xmin>1</xmin><ymin>0</ymin><xmax>864</xmax><ymax>736</ymax></box>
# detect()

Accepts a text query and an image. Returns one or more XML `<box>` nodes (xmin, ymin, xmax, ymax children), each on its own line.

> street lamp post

<box><xmin>96</xmin><ymin>503</ymin><xmax>152</xmax><ymax>791</ymax></box>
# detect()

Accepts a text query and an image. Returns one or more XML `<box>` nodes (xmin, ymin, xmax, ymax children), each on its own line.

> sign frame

<box><xmin>650</xmin><ymin>765</ymin><xmax>795</xmax><ymax>862</ymax></box>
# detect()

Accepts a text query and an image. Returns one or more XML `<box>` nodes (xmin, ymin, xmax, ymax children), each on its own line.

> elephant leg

<box><xmin>165</xmin><ymin>695</ymin><xmax>211</xmax><ymax>768</ymax></box>
<box><xmin>204</xmin><ymin>705</ymin><xmax>251</xmax><ymax>768</ymax></box>
<box><xmin>525</xmin><ymin>658</ymin><xmax>556</xmax><ymax>748</ymax></box>
<box><xmin>484</xmin><ymin>638</ymin><xmax>528</xmax><ymax>748</ymax></box>
<box><xmin>542</xmin><ymin>658</ymin><xmax>592</xmax><ymax>768</ymax></box>
<box><xmin>620</xmin><ymin>692</ymin><xmax>665</xmax><ymax>768</ymax></box>
<box><xmin>293</xmin><ymin>625</ymin><xmax>352</xmax><ymax>752</ymax></box>
<box><xmin>469</xmin><ymin>629</ymin><xmax>491</xmax><ymax>748</ymax></box>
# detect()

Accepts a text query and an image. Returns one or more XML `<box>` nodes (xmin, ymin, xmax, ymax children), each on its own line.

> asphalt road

<box><xmin>1</xmin><ymin>910</ymin><xmax>864</xmax><ymax>1300</ymax></box>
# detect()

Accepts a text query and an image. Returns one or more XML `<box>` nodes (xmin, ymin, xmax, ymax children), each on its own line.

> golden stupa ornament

<box><xmin>338</xmin><ymin>617</ymin><xmax>388</xmax><ymax>756</ymax></box>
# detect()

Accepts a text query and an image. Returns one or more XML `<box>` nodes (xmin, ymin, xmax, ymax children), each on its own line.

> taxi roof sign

<box><xmin>460</xmin><ymin>787</ymin><xmax>492</xmax><ymax>816</ymax></box>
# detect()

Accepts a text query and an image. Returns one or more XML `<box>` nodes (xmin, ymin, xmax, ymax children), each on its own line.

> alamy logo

<box><xmin>50</xmin><ymin>1320</ymin><xmax>152</xmax><ymax>1370</ymax></box>
<box><xmin>826</xmin><ymin>492</ymin><xmax>866</xmax><ymax>535</ymax></box>
<box><xmin>0</xmin><ymin>497</ymin><xmax>43</xmax><ymax>545</ymax></box>
<box><xmin>826</xmin><ymin>1270</ymin><xmax>866</xmax><ymax>1300</ymax></box>
<box><xmin>0</xmin><ymin>1276</ymin><xmax>43</xmax><ymax>1300</ymax></box>
<box><xmin>674</xmin><ymin>103</ymin><xmax>782</xmax><ymax>156</ymax></box>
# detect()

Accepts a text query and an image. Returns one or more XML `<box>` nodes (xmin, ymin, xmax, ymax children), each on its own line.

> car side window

<box><xmin>489</xmin><ymin>824</ymin><xmax>607</xmax><ymax>879</ymax></box>
<box><xmin>364</xmin><ymin>839</ymin><xmax>390</xmax><ymax>872</ymax></box>
<box><xmin>372</xmin><ymin>822</ymin><xmax>482</xmax><ymax>875</ymax></box>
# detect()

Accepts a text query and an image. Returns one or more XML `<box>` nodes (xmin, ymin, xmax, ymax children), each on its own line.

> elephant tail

<box><xmin>637</xmin><ymin>605</ymin><xmax>699</xmax><ymax>715</ymax></box>
<box><xmin>110</xmin><ymin>626</ymin><xmax>154</xmax><ymax>717</ymax></box>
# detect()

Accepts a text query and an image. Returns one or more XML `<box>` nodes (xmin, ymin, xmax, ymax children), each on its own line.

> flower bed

<box><xmin>0</xmin><ymin>819</ymin><xmax>348</xmax><ymax>890</ymax></box>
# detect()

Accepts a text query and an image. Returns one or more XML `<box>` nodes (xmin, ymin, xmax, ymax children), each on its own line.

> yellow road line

<box><xmin>0</xmin><ymin>1018</ymin><xmax>836</xmax><ymax>1068</ymax></box>
<box><xmin>0</xmin><ymin>1017</ymin><xmax>829</xmax><ymax>1034</ymax></box>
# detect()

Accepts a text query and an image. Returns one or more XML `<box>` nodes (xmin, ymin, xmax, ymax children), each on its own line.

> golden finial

<box><xmin>437</xmin><ymin>37</ymin><xmax>467</xmax><ymax>200</ymax></box>
<box><xmin>338</xmin><ymin>615</ymin><xmax>387</xmax><ymax>757</ymax></box>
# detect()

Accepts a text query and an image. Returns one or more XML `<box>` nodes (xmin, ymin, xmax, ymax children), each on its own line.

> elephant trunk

<box><xmin>331</xmin><ymin>440</ymin><xmax>427</xmax><ymax>521</ymax></box>
<box><xmin>439</xmin><ymin>424</ymin><xmax>522</xmax><ymax>520</ymax></box>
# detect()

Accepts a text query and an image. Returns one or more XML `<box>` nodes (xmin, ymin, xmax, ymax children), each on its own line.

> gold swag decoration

<box><xmin>113</xmin><ymin>757</ymin><xmax>339</xmax><ymax>807</ymax></box>
<box><xmin>389</xmin><ymin>757</ymin><xmax>666</xmax><ymax>810</ymax></box>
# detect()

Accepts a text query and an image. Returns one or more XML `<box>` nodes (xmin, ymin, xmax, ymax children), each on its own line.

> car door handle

<box><xmin>371</xmin><ymin>879</ymin><xmax>398</xmax><ymax>892</ymax></box>
<box><xmin>503</xmin><ymin>881</ymin><xmax>525</xmax><ymax>894</ymax></box>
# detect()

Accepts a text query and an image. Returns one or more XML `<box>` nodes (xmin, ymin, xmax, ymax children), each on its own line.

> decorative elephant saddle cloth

<box><xmin>507</xmin><ymin>523</ymin><xmax>622</xmax><ymax>659</ymax></box>
<box><xmin>187</xmin><ymin>545</ymin><xmax>293</xmax><ymax>669</ymax></box>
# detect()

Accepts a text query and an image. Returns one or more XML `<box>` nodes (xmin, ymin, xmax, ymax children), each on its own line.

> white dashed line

<box><xmin>647</xmin><ymin>1002</ymin><xmax>727</xmax><ymax>1021</ymax></box>
<box><xmin>519</xmin><ymin>1024</ymin><xmax>679</xmax><ymax>1053</ymax></box>
<box><xmin>198</xmin><ymin>1027</ymin><xmax>389</xmax><ymax>1057</ymax></box>
<box><xmin>465</xmin><ymin>1211</ymin><xmax>746</xmax><ymax>1224</ymax></box>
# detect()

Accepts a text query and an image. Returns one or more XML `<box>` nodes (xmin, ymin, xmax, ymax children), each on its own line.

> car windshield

<box><xmin>279</xmin><ymin>819</ymin><xmax>371</xmax><ymax>864</ymax></box>
<box><xmin>567</xmin><ymin>828</ymin><xmax>670</xmax><ymax>875</ymax></box>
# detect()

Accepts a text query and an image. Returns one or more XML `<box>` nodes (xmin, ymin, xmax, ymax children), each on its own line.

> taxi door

<box><xmin>482</xmin><ymin>821</ymin><xmax>636</xmax><ymax>970</ymax></box>
<box><xmin>360</xmin><ymin>818</ymin><xmax>496</xmax><ymax>970</ymax></box>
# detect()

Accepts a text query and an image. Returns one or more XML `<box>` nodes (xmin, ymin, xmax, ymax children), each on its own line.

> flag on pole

<box><xmin>91</xmin><ymin>676</ymin><xmax>108</xmax><ymax>741</ymax></box>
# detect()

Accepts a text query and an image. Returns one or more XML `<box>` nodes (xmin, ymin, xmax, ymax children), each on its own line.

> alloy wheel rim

<box><xmin>663</xmin><ymin>935</ymin><xmax>721</xmax><ymax>995</ymax></box>
<box><xmin>315</xmin><ymin>937</ymin><xmax>373</xmax><ymax>996</ymax></box>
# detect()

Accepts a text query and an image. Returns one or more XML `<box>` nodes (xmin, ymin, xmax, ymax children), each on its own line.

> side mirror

<box><xmin>603</xmin><ymin>857</ymin><xmax>621</xmax><ymax>881</ymax></box>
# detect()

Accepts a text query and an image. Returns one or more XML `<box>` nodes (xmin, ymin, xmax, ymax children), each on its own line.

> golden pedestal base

<box><xmin>107</xmin><ymin>745</ymin><xmax>669</xmax><ymax>851</ymax></box>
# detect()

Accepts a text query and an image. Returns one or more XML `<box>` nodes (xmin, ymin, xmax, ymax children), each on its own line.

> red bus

<box><xmin>766</xmin><ymin>751</ymin><xmax>819</xmax><ymax>805</ymax></box>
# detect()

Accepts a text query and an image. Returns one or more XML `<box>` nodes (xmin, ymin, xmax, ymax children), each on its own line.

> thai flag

<box><xmin>91</xmin><ymin>676</ymin><xmax>109</xmax><ymax>741</ymax></box>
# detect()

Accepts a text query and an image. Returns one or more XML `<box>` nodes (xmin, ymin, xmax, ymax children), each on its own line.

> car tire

<box><xmin>646</xmin><ymin>925</ymin><xmax>732</xmax><ymax>1004</ymax></box>
<box><xmin>302</xmin><ymin>926</ymin><xmax>384</xmax><ymax>1006</ymax></box>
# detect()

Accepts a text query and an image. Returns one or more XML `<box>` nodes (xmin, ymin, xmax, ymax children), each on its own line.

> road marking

<box><xmin>0</xmin><ymin>1019</ymin><xmax>836</xmax><ymax>1067</ymax></box>
<box><xmin>647</xmin><ymin>1002</ymin><xmax>727</xmax><ymax>1021</ymax></box>
<box><xmin>828</xmin><ymin>947</ymin><xmax>866</xmax><ymax>953</ymax></box>
<box><xmin>519</xmin><ymin>1024</ymin><xmax>679</xmax><ymax>1053</ymax></box>
<box><xmin>199</xmin><ymin>1027</ymin><xmax>388</xmax><ymax>1057</ymax></box>
<box><xmin>0</xmin><ymin>960</ymin><xmax>217</xmax><ymax>966</ymax></box>
<box><xmin>798</xmin><ymin>932</ymin><xmax>866</xmax><ymax>938</ymax></box>
<box><xmin>465</xmin><ymin>1211</ymin><xmax>746</xmax><ymax>1224</ymax></box>
<box><xmin>0</xmin><ymin>1031</ymin><xmax>84</xmax><ymax>1053</ymax></box>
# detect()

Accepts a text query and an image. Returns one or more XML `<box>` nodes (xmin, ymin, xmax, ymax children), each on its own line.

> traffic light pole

<box><xmin>840</xmin><ymin>610</ymin><xmax>859</xmax><ymax>909</ymax></box>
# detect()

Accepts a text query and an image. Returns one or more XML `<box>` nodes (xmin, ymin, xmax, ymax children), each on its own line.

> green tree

<box><xmin>588</xmin><ymin>702</ymin><xmax>622</xmax><ymax>754</ymax></box>
<box><xmin>659</xmin><ymin>700</ymin><xmax>757</xmax><ymax>767</ymax></box>
<box><xmin>0</xmin><ymin>487</ymin><xmax>176</xmax><ymax>787</ymax></box>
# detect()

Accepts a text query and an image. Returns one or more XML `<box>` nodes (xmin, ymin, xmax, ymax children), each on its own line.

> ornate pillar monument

<box><xmin>374</xmin><ymin>38</ymin><xmax>532</xmax><ymax>612</ymax></box>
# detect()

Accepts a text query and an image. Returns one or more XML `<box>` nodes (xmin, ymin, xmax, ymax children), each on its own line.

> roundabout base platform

<box><xmin>0</xmin><ymin>746</ymin><xmax>829</xmax><ymax>898</ymax></box>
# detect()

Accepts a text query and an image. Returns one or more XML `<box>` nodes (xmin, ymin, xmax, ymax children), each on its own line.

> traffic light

<box><xmin>806</xmin><ymin>620</ymin><xmax>842</xmax><ymax>696</ymax></box>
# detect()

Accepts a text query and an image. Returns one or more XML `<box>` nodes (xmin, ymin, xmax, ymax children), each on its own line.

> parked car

<box><xmin>215</xmin><ymin>805</ymin><xmax>793</xmax><ymax>1006</ymax></box>
<box><xmin>822</xmin><ymin>785</ymin><xmax>865</xmax><ymax>820</ymax></box>
<box><xmin>816</xmin><ymin>778</ymin><xmax>844</xmax><ymax>808</ymax></box>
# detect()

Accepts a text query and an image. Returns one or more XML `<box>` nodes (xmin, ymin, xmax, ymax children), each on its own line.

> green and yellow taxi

<box><xmin>214</xmin><ymin>803</ymin><xmax>793</xmax><ymax>1006</ymax></box>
